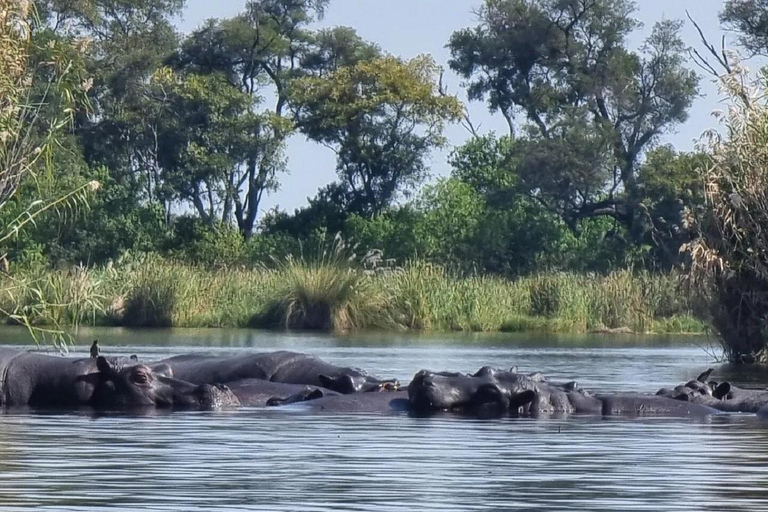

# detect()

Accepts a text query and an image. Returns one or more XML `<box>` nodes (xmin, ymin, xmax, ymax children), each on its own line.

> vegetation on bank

<box><xmin>12</xmin><ymin>0</ymin><xmax>768</xmax><ymax>357</ymax></box>
<box><xmin>2</xmin><ymin>256</ymin><xmax>704</xmax><ymax>335</ymax></box>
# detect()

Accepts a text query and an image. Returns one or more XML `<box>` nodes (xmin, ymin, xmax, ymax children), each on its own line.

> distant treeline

<box><xmin>5</xmin><ymin>0</ymin><xmax>720</xmax><ymax>275</ymax></box>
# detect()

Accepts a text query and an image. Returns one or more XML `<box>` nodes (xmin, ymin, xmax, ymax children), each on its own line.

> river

<box><xmin>0</xmin><ymin>327</ymin><xmax>766</xmax><ymax>511</ymax></box>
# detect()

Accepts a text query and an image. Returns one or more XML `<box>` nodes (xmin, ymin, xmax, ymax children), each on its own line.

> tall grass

<box><xmin>262</xmin><ymin>237</ymin><xmax>393</xmax><ymax>331</ymax></box>
<box><xmin>0</xmin><ymin>257</ymin><xmax>704</xmax><ymax>335</ymax></box>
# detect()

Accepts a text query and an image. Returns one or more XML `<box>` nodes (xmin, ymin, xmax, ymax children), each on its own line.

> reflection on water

<box><xmin>0</xmin><ymin>327</ymin><xmax>767</xmax><ymax>511</ymax></box>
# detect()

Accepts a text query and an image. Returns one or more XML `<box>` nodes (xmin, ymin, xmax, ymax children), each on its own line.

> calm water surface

<box><xmin>0</xmin><ymin>327</ymin><xmax>767</xmax><ymax>511</ymax></box>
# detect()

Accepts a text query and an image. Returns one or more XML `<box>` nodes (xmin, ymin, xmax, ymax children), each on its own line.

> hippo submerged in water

<box><xmin>268</xmin><ymin>366</ymin><xmax>721</xmax><ymax>418</ymax></box>
<box><xmin>657</xmin><ymin>368</ymin><xmax>768</xmax><ymax>416</ymax></box>
<box><xmin>155</xmin><ymin>351</ymin><xmax>400</xmax><ymax>394</ymax></box>
<box><xmin>0</xmin><ymin>348</ymin><xmax>727</xmax><ymax>418</ymax></box>
<box><xmin>0</xmin><ymin>348</ymin><xmax>240</xmax><ymax>410</ymax></box>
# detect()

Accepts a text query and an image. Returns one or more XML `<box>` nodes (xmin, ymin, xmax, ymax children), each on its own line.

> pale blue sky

<box><xmin>176</xmin><ymin>0</ymin><xmax>733</xmax><ymax>217</ymax></box>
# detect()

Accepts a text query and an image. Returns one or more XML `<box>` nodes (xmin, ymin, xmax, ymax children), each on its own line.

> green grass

<box><xmin>0</xmin><ymin>257</ymin><xmax>705</xmax><ymax>335</ymax></box>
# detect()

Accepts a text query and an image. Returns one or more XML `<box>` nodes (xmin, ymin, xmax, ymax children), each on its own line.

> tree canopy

<box><xmin>448</xmin><ymin>0</ymin><xmax>699</xmax><ymax>245</ymax></box>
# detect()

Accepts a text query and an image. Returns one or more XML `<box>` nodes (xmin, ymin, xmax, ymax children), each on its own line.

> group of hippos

<box><xmin>2</xmin><ymin>346</ymin><xmax>768</xmax><ymax>419</ymax></box>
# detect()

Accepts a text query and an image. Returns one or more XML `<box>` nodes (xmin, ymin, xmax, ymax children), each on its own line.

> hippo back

<box><xmin>292</xmin><ymin>390</ymin><xmax>410</xmax><ymax>414</ymax></box>
<box><xmin>157</xmin><ymin>353</ymin><xmax>287</xmax><ymax>384</ymax></box>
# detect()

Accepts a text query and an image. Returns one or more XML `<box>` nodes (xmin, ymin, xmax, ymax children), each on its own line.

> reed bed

<box><xmin>0</xmin><ymin>258</ymin><xmax>705</xmax><ymax>335</ymax></box>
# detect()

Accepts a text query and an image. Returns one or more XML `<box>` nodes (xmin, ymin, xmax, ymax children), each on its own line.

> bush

<box><xmin>265</xmin><ymin>236</ymin><xmax>393</xmax><ymax>331</ymax></box>
<box><xmin>122</xmin><ymin>259</ymin><xmax>190</xmax><ymax>327</ymax></box>
<box><xmin>685</xmin><ymin>65</ymin><xmax>768</xmax><ymax>362</ymax></box>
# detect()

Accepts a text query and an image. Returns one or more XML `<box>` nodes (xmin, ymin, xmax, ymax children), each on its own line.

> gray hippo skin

<box><xmin>0</xmin><ymin>348</ymin><xmax>231</xmax><ymax>410</ymax></box>
<box><xmin>657</xmin><ymin>368</ymin><xmax>768</xmax><ymax>413</ymax></box>
<box><xmin>91</xmin><ymin>357</ymin><xmax>240</xmax><ymax>409</ymax></box>
<box><xmin>0</xmin><ymin>348</ymin><xmax>162</xmax><ymax>407</ymax></box>
<box><xmin>281</xmin><ymin>390</ymin><xmax>410</xmax><ymax>414</ymax></box>
<box><xmin>407</xmin><ymin>366</ymin><xmax>721</xmax><ymax>418</ymax></box>
<box><xmin>156</xmin><ymin>351</ymin><xmax>399</xmax><ymax>394</ymax></box>
<box><xmin>224</xmin><ymin>379</ymin><xmax>339</xmax><ymax>407</ymax></box>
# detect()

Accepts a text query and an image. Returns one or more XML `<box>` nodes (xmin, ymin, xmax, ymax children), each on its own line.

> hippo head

<box><xmin>91</xmin><ymin>357</ymin><xmax>240</xmax><ymax>409</ymax></box>
<box><xmin>656</xmin><ymin>368</ymin><xmax>731</xmax><ymax>403</ymax></box>
<box><xmin>318</xmin><ymin>370</ymin><xmax>400</xmax><ymax>394</ymax></box>
<box><xmin>407</xmin><ymin>368</ymin><xmax>536</xmax><ymax>414</ymax></box>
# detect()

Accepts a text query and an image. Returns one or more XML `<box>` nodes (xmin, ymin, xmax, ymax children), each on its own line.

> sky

<box><xmin>175</xmin><ymin>0</ymin><xmax>735</xmax><ymax>218</ymax></box>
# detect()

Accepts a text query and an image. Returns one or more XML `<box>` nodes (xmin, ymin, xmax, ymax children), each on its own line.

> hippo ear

<box><xmin>713</xmin><ymin>382</ymin><xmax>731</xmax><ymax>400</ymax></box>
<box><xmin>697</xmin><ymin>368</ymin><xmax>714</xmax><ymax>383</ymax></box>
<box><xmin>96</xmin><ymin>356</ymin><xmax>116</xmax><ymax>377</ymax></box>
<box><xmin>130</xmin><ymin>355</ymin><xmax>139</xmax><ymax>362</ymax></box>
<box><xmin>509</xmin><ymin>366</ymin><xmax>518</xmax><ymax>374</ymax></box>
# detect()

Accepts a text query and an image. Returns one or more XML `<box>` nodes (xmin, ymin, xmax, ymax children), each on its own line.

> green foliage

<box><xmin>636</xmin><ymin>146</ymin><xmax>707</xmax><ymax>268</ymax></box>
<box><xmin>292</xmin><ymin>55</ymin><xmax>464</xmax><ymax>215</ymax></box>
<box><xmin>686</xmin><ymin>66</ymin><xmax>768</xmax><ymax>362</ymax></box>
<box><xmin>0</xmin><ymin>257</ymin><xmax>700</xmax><ymax>334</ymax></box>
<box><xmin>167</xmin><ymin>217</ymin><xmax>248</xmax><ymax>267</ymax></box>
<box><xmin>259</xmin><ymin>236</ymin><xmax>392</xmax><ymax>331</ymax></box>
<box><xmin>721</xmin><ymin>0</ymin><xmax>768</xmax><ymax>56</ymax></box>
<box><xmin>448</xmin><ymin>0</ymin><xmax>699</xmax><ymax>244</ymax></box>
<box><xmin>416</xmin><ymin>179</ymin><xmax>485</xmax><ymax>267</ymax></box>
<box><xmin>122</xmin><ymin>260</ymin><xmax>186</xmax><ymax>328</ymax></box>
<box><xmin>343</xmin><ymin>208</ymin><xmax>427</xmax><ymax>263</ymax></box>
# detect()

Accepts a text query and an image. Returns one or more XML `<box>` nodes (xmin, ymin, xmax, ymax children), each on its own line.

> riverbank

<box><xmin>1</xmin><ymin>258</ymin><xmax>706</xmax><ymax>335</ymax></box>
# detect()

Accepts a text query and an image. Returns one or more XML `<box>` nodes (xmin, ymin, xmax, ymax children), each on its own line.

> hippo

<box><xmin>406</xmin><ymin>366</ymin><xmax>721</xmax><ymax>418</ymax></box>
<box><xmin>275</xmin><ymin>390</ymin><xmax>411</xmax><ymax>414</ymax></box>
<box><xmin>155</xmin><ymin>351</ymin><xmax>399</xmax><ymax>394</ymax></box>
<box><xmin>225</xmin><ymin>379</ymin><xmax>339</xmax><ymax>407</ymax></box>
<box><xmin>657</xmin><ymin>369</ymin><xmax>768</xmax><ymax>413</ymax></box>
<box><xmin>0</xmin><ymin>347</ymin><xmax>232</xmax><ymax>410</ymax></box>
<box><xmin>265</xmin><ymin>366</ymin><xmax>719</xmax><ymax>418</ymax></box>
<box><xmin>91</xmin><ymin>357</ymin><xmax>241</xmax><ymax>410</ymax></box>
<box><xmin>0</xmin><ymin>348</ymin><xmax>160</xmax><ymax>407</ymax></box>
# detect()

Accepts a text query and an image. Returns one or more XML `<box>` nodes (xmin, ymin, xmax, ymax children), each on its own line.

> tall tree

<box><xmin>721</xmin><ymin>0</ymin><xmax>768</xmax><ymax>56</ymax></box>
<box><xmin>291</xmin><ymin>55</ymin><xmax>463</xmax><ymax>215</ymax></box>
<box><xmin>148</xmin><ymin>66</ymin><xmax>290</xmax><ymax>231</ymax></box>
<box><xmin>448</xmin><ymin>0</ymin><xmax>699</xmax><ymax>242</ymax></box>
<box><xmin>37</xmin><ymin>0</ymin><xmax>186</xmax><ymax>222</ymax></box>
<box><xmin>165</xmin><ymin>0</ymin><xmax>329</xmax><ymax>238</ymax></box>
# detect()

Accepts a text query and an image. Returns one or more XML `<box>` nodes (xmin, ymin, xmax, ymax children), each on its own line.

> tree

<box><xmin>685</xmin><ymin>64</ymin><xmax>768</xmax><ymax>363</ymax></box>
<box><xmin>449</xmin><ymin>134</ymin><xmax>586</xmax><ymax>274</ymax></box>
<box><xmin>291</xmin><ymin>55</ymin><xmax>463</xmax><ymax>216</ymax></box>
<box><xmin>448</xmin><ymin>0</ymin><xmax>699</xmax><ymax>243</ymax></box>
<box><xmin>162</xmin><ymin>0</ymin><xmax>331</xmax><ymax>238</ymax></box>
<box><xmin>636</xmin><ymin>146</ymin><xmax>707</xmax><ymax>268</ymax></box>
<box><xmin>721</xmin><ymin>0</ymin><xmax>768</xmax><ymax>56</ymax></box>
<box><xmin>0</xmin><ymin>0</ymin><xmax>99</xmax><ymax>347</ymax></box>
<box><xmin>148</xmin><ymin>67</ymin><xmax>290</xmax><ymax>233</ymax></box>
<box><xmin>38</xmin><ymin>0</ymin><xmax>185</xmax><ymax>220</ymax></box>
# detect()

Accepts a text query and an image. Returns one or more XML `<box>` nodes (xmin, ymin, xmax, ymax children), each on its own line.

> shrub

<box><xmin>266</xmin><ymin>236</ymin><xmax>393</xmax><ymax>331</ymax></box>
